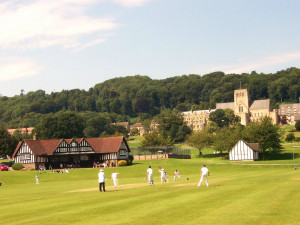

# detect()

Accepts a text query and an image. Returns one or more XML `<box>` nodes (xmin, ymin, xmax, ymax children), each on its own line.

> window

<box><xmin>57</xmin><ymin>147</ymin><xmax>68</xmax><ymax>153</ymax></box>
<box><xmin>119</xmin><ymin>149</ymin><xmax>127</xmax><ymax>156</ymax></box>
<box><xmin>79</xmin><ymin>147</ymin><xmax>92</xmax><ymax>152</ymax></box>
<box><xmin>19</xmin><ymin>154</ymin><xmax>31</xmax><ymax>162</ymax></box>
<box><xmin>239</xmin><ymin>105</ymin><xmax>243</xmax><ymax>112</ymax></box>
<box><xmin>70</xmin><ymin>142</ymin><xmax>78</xmax><ymax>152</ymax></box>
<box><xmin>71</xmin><ymin>142</ymin><xmax>77</xmax><ymax>147</ymax></box>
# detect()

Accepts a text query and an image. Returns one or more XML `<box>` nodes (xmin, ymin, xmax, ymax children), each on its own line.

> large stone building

<box><xmin>182</xmin><ymin>89</ymin><xmax>279</xmax><ymax>131</ymax></box>
<box><xmin>182</xmin><ymin>109</ymin><xmax>215</xmax><ymax>132</ymax></box>
<box><xmin>279</xmin><ymin>98</ymin><xmax>300</xmax><ymax>125</ymax></box>
<box><xmin>216</xmin><ymin>89</ymin><xmax>278</xmax><ymax>126</ymax></box>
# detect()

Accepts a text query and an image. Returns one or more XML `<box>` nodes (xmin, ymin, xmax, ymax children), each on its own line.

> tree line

<box><xmin>0</xmin><ymin>67</ymin><xmax>299</xmax><ymax>129</ymax></box>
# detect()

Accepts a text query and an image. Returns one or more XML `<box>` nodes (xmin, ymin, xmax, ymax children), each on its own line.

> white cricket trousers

<box><xmin>148</xmin><ymin>175</ymin><xmax>153</xmax><ymax>186</ymax></box>
<box><xmin>198</xmin><ymin>174</ymin><xmax>208</xmax><ymax>187</ymax></box>
<box><xmin>113</xmin><ymin>178</ymin><xmax>118</xmax><ymax>188</ymax></box>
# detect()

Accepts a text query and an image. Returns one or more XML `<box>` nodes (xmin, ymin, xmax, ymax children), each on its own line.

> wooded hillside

<box><xmin>1</xmin><ymin>67</ymin><xmax>299</xmax><ymax>128</ymax></box>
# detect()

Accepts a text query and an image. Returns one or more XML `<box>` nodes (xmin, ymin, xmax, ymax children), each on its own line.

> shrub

<box><xmin>12</xmin><ymin>163</ymin><xmax>24</xmax><ymax>170</ymax></box>
<box><xmin>127</xmin><ymin>155</ymin><xmax>134</xmax><ymax>165</ymax></box>
<box><xmin>118</xmin><ymin>160</ymin><xmax>127</xmax><ymax>167</ymax></box>
<box><xmin>285</xmin><ymin>133</ymin><xmax>295</xmax><ymax>143</ymax></box>
<box><xmin>295</xmin><ymin>121</ymin><xmax>300</xmax><ymax>131</ymax></box>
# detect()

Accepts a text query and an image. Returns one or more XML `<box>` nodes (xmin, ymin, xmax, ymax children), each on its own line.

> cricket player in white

<box><xmin>174</xmin><ymin>170</ymin><xmax>183</xmax><ymax>181</ymax></box>
<box><xmin>147</xmin><ymin>166</ymin><xmax>154</xmax><ymax>186</ymax></box>
<box><xmin>198</xmin><ymin>164</ymin><xmax>209</xmax><ymax>187</ymax></box>
<box><xmin>35</xmin><ymin>174</ymin><xmax>39</xmax><ymax>184</ymax></box>
<box><xmin>160</xmin><ymin>168</ymin><xmax>165</xmax><ymax>182</ymax></box>
<box><xmin>111</xmin><ymin>171</ymin><xmax>119</xmax><ymax>188</ymax></box>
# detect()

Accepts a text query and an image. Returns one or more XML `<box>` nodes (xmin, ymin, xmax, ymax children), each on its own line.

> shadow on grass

<box><xmin>195</xmin><ymin>153</ymin><xmax>228</xmax><ymax>159</ymax></box>
<box><xmin>194</xmin><ymin>152</ymin><xmax>300</xmax><ymax>161</ymax></box>
<box><xmin>264</xmin><ymin>152</ymin><xmax>300</xmax><ymax>160</ymax></box>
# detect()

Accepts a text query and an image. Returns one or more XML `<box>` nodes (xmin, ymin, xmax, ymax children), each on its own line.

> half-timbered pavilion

<box><xmin>12</xmin><ymin>136</ymin><xmax>130</xmax><ymax>170</ymax></box>
<box><xmin>229</xmin><ymin>140</ymin><xmax>259</xmax><ymax>161</ymax></box>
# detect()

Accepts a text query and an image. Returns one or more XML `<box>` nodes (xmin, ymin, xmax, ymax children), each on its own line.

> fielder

<box><xmin>159</xmin><ymin>167</ymin><xmax>165</xmax><ymax>182</ymax></box>
<box><xmin>147</xmin><ymin>166</ymin><xmax>154</xmax><ymax>186</ymax></box>
<box><xmin>35</xmin><ymin>174</ymin><xmax>39</xmax><ymax>184</ymax></box>
<box><xmin>173</xmin><ymin>170</ymin><xmax>183</xmax><ymax>181</ymax></box>
<box><xmin>197</xmin><ymin>164</ymin><xmax>209</xmax><ymax>187</ymax></box>
<box><xmin>111</xmin><ymin>171</ymin><xmax>119</xmax><ymax>188</ymax></box>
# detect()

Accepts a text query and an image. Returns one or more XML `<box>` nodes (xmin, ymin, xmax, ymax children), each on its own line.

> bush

<box><xmin>285</xmin><ymin>133</ymin><xmax>295</xmax><ymax>142</ymax></box>
<box><xmin>127</xmin><ymin>155</ymin><xmax>134</xmax><ymax>165</ymax></box>
<box><xmin>118</xmin><ymin>160</ymin><xmax>127</xmax><ymax>167</ymax></box>
<box><xmin>12</xmin><ymin>163</ymin><xmax>24</xmax><ymax>170</ymax></box>
<box><xmin>295</xmin><ymin>121</ymin><xmax>300</xmax><ymax>131</ymax></box>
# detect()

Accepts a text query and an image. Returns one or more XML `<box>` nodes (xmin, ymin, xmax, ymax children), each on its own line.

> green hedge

<box><xmin>12</xmin><ymin>163</ymin><xmax>24</xmax><ymax>170</ymax></box>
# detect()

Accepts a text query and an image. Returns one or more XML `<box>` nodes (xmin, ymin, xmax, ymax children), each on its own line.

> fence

<box><xmin>132</xmin><ymin>146</ymin><xmax>191</xmax><ymax>160</ymax></box>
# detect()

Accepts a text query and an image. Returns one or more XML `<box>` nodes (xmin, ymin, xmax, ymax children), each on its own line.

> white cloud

<box><xmin>111</xmin><ymin>0</ymin><xmax>150</xmax><ymax>7</ymax></box>
<box><xmin>73</xmin><ymin>37</ymin><xmax>106</xmax><ymax>52</ymax></box>
<box><xmin>0</xmin><ymin>57</ymin><xmax>42</xmax><ymax>81</ymax></box>
<box><xmin>198</xmin><ymin>52</ymin><xmax>300</xmax><ymax>74</ymax></box>
<box><xmin>0</xmin><ymin>0</ymin><xmax>119</xmax><ymax>50</ymax></box>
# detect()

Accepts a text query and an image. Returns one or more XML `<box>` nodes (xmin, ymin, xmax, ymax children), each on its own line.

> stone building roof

<box><xmin>250</xmin><ymin>99</ymin><xmax>270</xmax><ymax>110</ymax></box>
<box><xmin>216</xmin><ymin>102</ymin><xmax>234</xmax><ymax>110</ymax></box>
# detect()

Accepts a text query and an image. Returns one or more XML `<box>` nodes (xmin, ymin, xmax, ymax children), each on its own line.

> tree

<box><xmin>285</xmin><ymin>133</ymin><xmax>295</xmax><ymax>143</ymax></box>
<box><xmin>214</xmin><ymin>126</ymin><xmax>242</xmax><ymax>154</ymax></box>
<box><xmin>209</xmin><ymin>109</ymin><xmax>240</xmax><ymax>128</ymax></box>
<box><xmin>206</xmin><ymin>121</ymin><xmax>218</xmax><ymax>134</ymax></box>
<box><xmin>295</xmin><ymin>121</ymin><xmax>300</xmax><ymax>131</ymax></box>
<box><xmin>130</xmin><ymin>127</ymin><xmax>139</xmax><ymax>136</ymax></box>
<box><xmin>84</xmin><ymin>115</ymin><xmax>111</xmax><ymax>138</ymax></box>
<box><xmin>155</xmin><ymin>110</ymin><xmax>191</xmax><ymax>143</ymax></box>
<box><xmin>83</xmin><ymin>126</ymin><xmax>99</xmax><ymax>138</ymax></box>
<box><xmin>35</xmin><ymin>111</ymin><xmax>85</xmax><ymax>139</ymax></box>
<box><xmin>110</xmin><ymin>125</ymin><xmax>128</xmax><ymax>138</ymax></box>
<box><xmin>0</xmin><ymin>128</ymin><xmax>18</xmax><ymax>157</ymax></box>
<box><xmin>242</xmin><ymin>117</ymin><xmax>283</xmax><ymax>160</ymax></box>
<box><xmin>187</xmin><ymin>130</ymin><xmax>214</xmax><ymax>156</ymax></box>
<box><xmin>141</xmin><ymin>132</ymin><xmax>173</xmax><ymax>147</ymax></box>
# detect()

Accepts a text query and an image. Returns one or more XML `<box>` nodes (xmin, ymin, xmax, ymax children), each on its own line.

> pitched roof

<box><xmin>242</xmin><ymin>140</ymin><xmax>259</xmax><ymax>151</ymax></box>
<box><xmin>216</xmin><ymin>102</ymin><xmax>234</xmax><ymax>110</ymax></box>
<box><xmin>12</xmin><ymin>137</ymin><xmax>128</xmax><ymax>157</ymax></box>
<box><xmin>85</xmin><ymin>137</ymin><xmax>125</xmax><ymax>153</ymax></box>
<box><xmin>131</xmin><ymin>122</ymin><xmax>142</xmax><ymax>127</ymax></box>
<box><xmin>28</xmin><ymin>139</ymin><xmax>62</xmax><ymax>155</ymax></box>
<box><xmin>12</xmin><ymin>139</ymin><xmax>62</xmax><ymax>158</ymax></box>
<box><xmin>250</xmin><ymin>99</ymin><xmax>270</xmax><ymax>110</ymax></box>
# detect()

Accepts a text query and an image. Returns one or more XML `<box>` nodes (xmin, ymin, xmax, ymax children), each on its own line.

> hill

<box><xmin>0</xmin><ymin>67</ymin><xmax>299</xmax><ymax>128</ymax></box>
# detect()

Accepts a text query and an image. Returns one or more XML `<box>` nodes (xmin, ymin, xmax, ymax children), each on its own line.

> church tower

<box><xmin>234</xmin><ymin>89</ymin><xmax>250</xmax><ymax>125</ymax></box>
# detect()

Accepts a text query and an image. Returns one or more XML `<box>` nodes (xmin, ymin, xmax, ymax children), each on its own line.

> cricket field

<box><xmin>0</xmin><ymin>157</ymin><xmax>300</xmax><ymax>225</ymax></box>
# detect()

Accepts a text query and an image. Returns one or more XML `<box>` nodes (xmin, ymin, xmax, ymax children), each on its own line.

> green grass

<box><xmin>128</xmin><ymin>136</ymin><xmax>144</xmax><ymax>149</ymax></box>
<box><xmin>281</xmin><ymin>125</ymin><xmax>300</xmax><ymax>140</ymax></box>
<box><xmin>1</xmin><ymin>157</ymin><xmax>300</xmax><ymax>225</ymax></box>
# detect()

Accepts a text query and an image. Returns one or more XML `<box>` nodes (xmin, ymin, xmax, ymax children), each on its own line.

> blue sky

<box><xmin>0</xmin><ymin>0</ymin><xmax>299</xmax><ymax>97</ymax></box>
